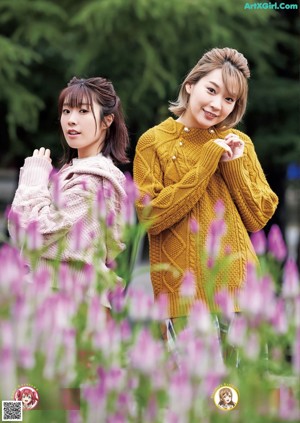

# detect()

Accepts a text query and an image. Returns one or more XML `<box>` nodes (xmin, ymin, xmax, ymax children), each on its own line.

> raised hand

<box><xmin>224</xmin><ymin>133</ymin><xmax>244</xmax><ymax>160</ymax></box>
<box><xmin>32</xmin><ymin>147</ymin><xmax>52</xmax><ymax>162</ymax></box>
<box><xmin>214</xmin><ymin>134</ymin><xmax>244</xmax><ymax>162</ymax></box>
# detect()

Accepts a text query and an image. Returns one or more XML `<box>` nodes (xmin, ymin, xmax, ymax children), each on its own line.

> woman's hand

<box><xmin>224</xmin><ymin>133</ymin><xmax>244</xmax><ymax>160</ymax></box>
<box><xmin>32</xmin><ymin>147</ymin><xmax>52</xmax><ymax>162</ymax></box>
<box><xmin>214</xmin><ymin>134</ymin><xmax>244</xmax><ymax>162</ymax></box>
<box><xmin>214</xmin><ymin>139</ymin><xmax>233</xmax><ymax>161</ymax></box>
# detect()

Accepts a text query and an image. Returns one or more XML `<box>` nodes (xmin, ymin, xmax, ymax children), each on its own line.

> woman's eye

<box><xmin>226</xmin><ymin>97</ymin><xmax>235</xmax><ymax>103</ymax></box>
<box><xmin>207</xmin><ymin>87</ymin><xmax>215</xmax><ymax>94</ymax></box>
<box><xmin>62</xmin><ymin>109</ymin><xmax>70</xmax><ymax>114</ymax></box>
<box><xmin>79</xmin><ymin>108</ymin><xmax>89</xmax><ymax>113</ymax></box>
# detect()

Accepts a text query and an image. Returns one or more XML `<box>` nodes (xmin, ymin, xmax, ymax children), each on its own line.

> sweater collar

<box><xmin>157</xmin><ymin>117</ymin><xmax>222</xmax><ymax>139</ymax></box>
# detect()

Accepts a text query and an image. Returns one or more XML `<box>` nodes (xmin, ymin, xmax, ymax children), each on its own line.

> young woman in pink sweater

<box><xmin>8</xmin><ymin>77</ymin><xmax>129</xmax><ymax>307</ymax></box>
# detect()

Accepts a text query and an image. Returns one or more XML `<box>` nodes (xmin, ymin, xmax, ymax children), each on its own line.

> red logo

<box><xmin>14</xmin><ymin>385</ymin><xmax>39</xmax><ymax>410</ymax></box>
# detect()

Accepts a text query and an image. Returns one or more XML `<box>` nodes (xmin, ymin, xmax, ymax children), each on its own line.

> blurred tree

<box><xmin>0</xmin><ymin>0</ymin><xmax>298</xmax><ymax>183</ymax></box>
<box><xmin>0</xmin><ymin>0</ymin><xmax>68</xmax><ymax>165</ymax></box>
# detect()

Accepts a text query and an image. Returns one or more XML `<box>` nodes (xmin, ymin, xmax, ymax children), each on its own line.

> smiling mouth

<box><xmin>203</xmin><ymin>110</ymin><xmax>218</xmax><ymax>118</ymax></box>
<box><xmin>68</xmin><ymin>130</ymin><xmax>80</xmax><ymax>135</ymax></box>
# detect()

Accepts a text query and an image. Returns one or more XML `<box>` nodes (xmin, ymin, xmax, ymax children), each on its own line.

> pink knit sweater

<box><xmin>8</xmin><ymin>154</ymin><xmax>126</xmax><ymax>301</ymax></box>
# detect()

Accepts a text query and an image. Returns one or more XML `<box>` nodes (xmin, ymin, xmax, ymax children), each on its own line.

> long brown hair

<box><xmin>169</xmin><ymin>47</ymin><xmax>250</xmax><ymax>129</ymax></box>
<box><xmin>58</xmin><ymin>77</ymin><xmax>129</xmax><ymax>164</ymax></box>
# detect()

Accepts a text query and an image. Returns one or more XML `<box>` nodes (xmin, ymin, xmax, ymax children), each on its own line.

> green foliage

<box><xmin>0</xmin><ymin>0</ymin><xmax>298</xmax><ymax>172</ymax></box>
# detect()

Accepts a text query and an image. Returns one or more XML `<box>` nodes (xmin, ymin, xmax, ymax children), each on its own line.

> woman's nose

<box><xmin>67</xmin><ymin>111</ymin><xmax>77</xmax><ymax>124</ymax></box>
<box><xmin>211</xmin><ymin>95</ymin><xmax>222</xmax><ymax>110</ymax></box>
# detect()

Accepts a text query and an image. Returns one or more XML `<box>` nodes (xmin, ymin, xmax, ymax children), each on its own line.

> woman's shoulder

<box><xmin>64</xmin><ymin>155</ymin><xmax>126</xmax><ymax>188</ymax></box>
<box><xmin>137</xmin><ymin>117</ymin><xmax>179</xmax><ymax>148</ymax></box>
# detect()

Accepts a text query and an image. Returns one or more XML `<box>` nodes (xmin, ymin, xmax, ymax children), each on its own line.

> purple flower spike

<box><xmin>189</xmin><ymin>218</ymin><xmax>199</xmax><ymax>234</ymax></box>
<box><xmin>282</xmin><ymin>258</ymin><xmax>300</xmax><ymax>299</ymax></box>
<box><xmin>0</xmin><ymin>244</ymin><xmax>27</xmax><ymax>295</ymax></box>
<box><xmin>214</xmin><ymin>288</ymin><xmax>234</xmax><ymax>320</ymax></box>
<box><xmin>68</xmin><ymin>410</ymin><xmax>82</xmax><ymax>423</ymax></box>
<box><xmin>26</xmin><ymin>220</ymin><xmax>43</xmax><ymax>250</ymax></box>
<box><xmin>69</xmin><ymin>219</ymin><xmax>88</xmax><ymax>251</ymax></box>
<box><xmin>180</xmin><ymin>270</ymin><xmax>196</xmax><ymax>297</ymax></box>
<box><xmin>50</xmin><ymin>169</ymin><xmax>65</xmax><ymax>208</ymax></box>
<box><xmin>268</xmin><ymin>224</ymin><xmax>287</xmax><ymax>262</ymax></box>
<box><xmin>124</xmin><ymin>172</ymin><xmax>139</xmax><ymax>203</ymax></box>
<box><xmin>292</xmin><ymin>328</ymin><xmax>300</xmax><ymax>376</ymax></box>
<box><xmin>214</xmin><ymin>199</ymin><xmax>225</xmax><ymax>218</ymax></box>
<box><xmin>272</xmin><ymin>298</ymin><xmax>288</xmax><ymax>334</ymax></box>
<box><xmin>95</xmin><ymin>186</ymin><xmax>106</xmax><ymax>219</ymax></box>
<box><xmin>6</xmin><ymin>208</ymin><xmax>24</xmax><ymax>245</ymax></box>
<box><xmin>250</xmin><ymin>230</ymin><xmax>267</xmax><ymax>255</ymax></box>
<box><xmin>106</xmin><ymin>210</ymin><xmax>116</xmax><ymax>227</ymax></box>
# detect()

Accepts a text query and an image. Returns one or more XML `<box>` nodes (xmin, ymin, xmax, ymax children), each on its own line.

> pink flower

<box><xmin>245</xmin><ymin>332</ymin><xmax>260</xmax><ymax>360</ymax></box>
<box><xmin>271</xmin><ymin>298</ymin><xmax>288</xmax><ymax>334</ymax></box>
<box><xmin>130</xmin><ymin>328</ymin><xmax>163</xmax><ymax>373</ymax></box>
<box><xmin>214</xmin><ymin>199</ymin><xmax>225</xmax><ymax>218</ymax></box>
<box><xmin>124</xmin><ymin>172</ymin><xmax>139</xmax><ymax>203</ymax></box>
<box><xmin>239</xmin><ymin>265</ymin><xmax>276</xmax><ymax>321</ymax></box>
<box><xmin>128</xmin><ymin>288</ymin><xmax>153</xmax><ymax>320</ymax></box>
<box><xmin>292</xmin><ymin>328</ymin><xmax>300</xmax><ymax>376</ymax></box>
<box><xmin>169</xmin><ymin>369</ymin><xmax>193</xmax><ymax>413</ymax></box>
<box><xmin>151</xmin><ymin>293</ymin><xmax>168</xmax><ymax>320</ymax></box>
<box><xmin>50</xmin><ymin>169</ymin><xmax>65</xmax><ymax>208</ymax></box>
<box><xmin>6</xmin><ymin>207</ymin><xmax>24</xmax><ymax>245</ymax></box>
<box><xmin>189</xmin><ymin>218</ymin><xmax>199</xmax><ymax>234</ymax></box>
<box><xmin>69</xmin><ymin>218</ymin><xmax>90</xmax><ymax>251</ymax></box>
<box><xmin>214</xmin><ymin>289</ymin><xmax>234</xmax><ymax>320</ymax></box>
<box><xmin>106</xmin><ymin>210</ymin><xmax>115</xmax><ymax>227</ymax></box>
<box><xmin>180</xmin><ymin>270</ymin><xmax>196</xmax><ymax>297</ymax></box>
<box><xmin>0</xmin><ymin>244</ymin><xmax>27</xmax><ymax>295</ymax></box>
<box><xmin>295</xmin><ymin>296</ymin><xmax>300</xmax><ymax>327</ymax></box>
<box><xmin>188</xmin><ymin>301</ymin><xmax>213</xmax><ymax>334</ymax></box>
<box><xmin>227</xmin><ymin>314</ymin><xmax>247</xmax><ymax>347</ymax></box>
<box><xmin>26</xmin><ymin>220</ymin><xmax>43</xmax><ymax>250</ymax></box>
<box><xmin>282</xmin><ymin>258</ymin><xmax>300</xmax><ymax>298</ymax></box>
<box><xmin>205</xmin><ymin>218</ymin><xmax>227</xmax><ymax>261</ymax></box>
<box><xmin>107</xmin><ymin>413</ymin><xmax>126</xmax><ymax>423</ymax></box>
<box><xmin>68</xmin><ymin>410</ymin><xmax>82</xmax><ymax>423</ymax></box>
<box><xmin>95</xmin><ymin>186</ymin><xmax>106</xmax><ymax>219</ymax></box>
<box><xmin>279</xmin><ymin>385</ymin><xmax>300</xmax><ymax>421</ymax></box>
<box><xmin>268</xmin><ymin>224</ymin><xmax>287</xmax><ymax>261</ymax></box>
<box><xmin>17</xmin><ymin>346</ymin><xmax>35</xmax><ymax>369</ymax></box>
<box><xmin>250</xmin><ymin>230</ymin><xmax>267</xmax><ymax>255</ymax></box>
<box><xmin>122</xmin><ymin>173</ymin><xmax>138</xmax><ymax>225</ymax></box>
<box><xmin>86</xmin><ymin>296</ymin><xmax>107</xmax><ymax>334</ymax></box>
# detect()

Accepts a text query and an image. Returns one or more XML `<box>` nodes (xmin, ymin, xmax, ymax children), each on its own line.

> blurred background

<box><xmin>0</xmin><ymin>0</ymin><xmax>299</xmax><ymax>272</ymax></box>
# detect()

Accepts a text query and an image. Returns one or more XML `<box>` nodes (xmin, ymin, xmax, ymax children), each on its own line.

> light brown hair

<box><xmin>169</xmin><ymin>47</ymin><xmax>250</xmax><ymax>129</ymax></box>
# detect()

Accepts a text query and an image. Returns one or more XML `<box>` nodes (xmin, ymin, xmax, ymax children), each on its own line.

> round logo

<box><xmin>212</xmin><ymin>384</ymin><xmax>239</xmax><ymax>411</ymax></box>
<box><xmin>13</xmin><ymin>385</ymin><xmax>39</xmax><ymax>410</ymax></box>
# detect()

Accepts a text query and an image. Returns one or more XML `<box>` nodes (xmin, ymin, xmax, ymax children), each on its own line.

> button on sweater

<box><xmin>133</xmin><ymin>118</ymin><xmax>278</xmax><ymax>317</ymax></box>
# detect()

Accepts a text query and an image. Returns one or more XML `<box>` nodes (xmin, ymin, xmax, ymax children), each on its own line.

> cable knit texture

<box><xmin>133</xmin><ymin>118</ymin><xmax>278</xmax><ymax>317</ymax></box>
<box><xmin>8</xmin><ymin>154</ymin><xmax>126</xmax><ymax>302</ymax></box>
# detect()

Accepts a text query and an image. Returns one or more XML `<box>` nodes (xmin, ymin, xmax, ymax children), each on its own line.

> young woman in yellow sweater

<box><xmin>133</xmin><ymin>47</ymin><xmax>278</xmax><ymax>341</ymax></box>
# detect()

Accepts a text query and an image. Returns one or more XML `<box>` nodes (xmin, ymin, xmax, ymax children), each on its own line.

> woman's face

<box><xmin>60</xmin><ymin>98</ymin><xmax>112</xmax><ymax>158</ymax></box>
<box><xmin>222</xmin><ymin>392</ymin><xmax>232</xmax><ymax>404</ymax></box>
<box><xmin>182</xmin><ymin>68</ymin><xmax>237</xmax><ymax>129</ymax></box>
<box><xmin>22</xmin><ymin>393</ymin><xmax>32</xmax><ymax>405</ymax></box>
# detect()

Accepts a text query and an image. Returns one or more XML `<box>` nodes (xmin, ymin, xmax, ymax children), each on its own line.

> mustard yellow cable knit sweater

<box><xmin>133</xmin><ymin>117</ymin><xmax>278</xmax><ymax>318</ymax></box>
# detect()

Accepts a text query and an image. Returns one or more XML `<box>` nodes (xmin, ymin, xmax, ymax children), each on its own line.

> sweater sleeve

<box><xmin>133</xmin><ymin>129</ymin><xmax>225</xmax><ymax>235</ymax></box>
<box><xmin>8</xmin><ymin>156</ymin><xmax>97</xmax><ymax>246</ymax></box>
<box><xmin>218</xmin><ymin>132</ymin><xmax>278</xmax><ymax>232</ymax></box>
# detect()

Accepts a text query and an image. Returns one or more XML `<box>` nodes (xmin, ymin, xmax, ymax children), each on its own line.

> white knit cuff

<box><xmin>20</xmin><ymin>157</ymin><xmax>53</xmax><ymax>186</ymax></box>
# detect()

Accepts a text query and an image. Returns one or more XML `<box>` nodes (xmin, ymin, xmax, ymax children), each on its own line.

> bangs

<box><xmin>58</xmin><ymin>84</ymin><xmax>94</xmax><ymax>114</ymax></box>
<box><xmin>222</xmin><ymin>62</ymin><xmax>246</xmax><ymax>100</ymax></box>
